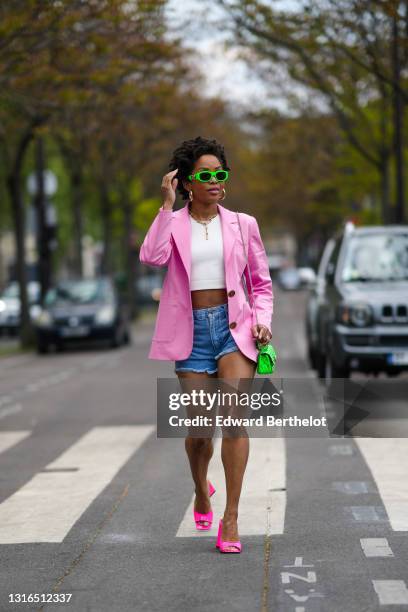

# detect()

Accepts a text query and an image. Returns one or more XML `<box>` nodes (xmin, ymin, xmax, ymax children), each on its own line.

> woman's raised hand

<box><xmin>161</xmin><ymin>168</ymin><xmax>178</xmax><ymax>210</ymax></box>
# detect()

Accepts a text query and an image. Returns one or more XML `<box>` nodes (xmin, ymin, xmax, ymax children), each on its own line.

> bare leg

<box><xmin>217</xmin><ymin>350</ymin><xmax>256</xmax><ymax>549</ymax></box>
<box><xmin>185</xmin><ymin>437</ymin><xmax>214</xmax><ymax>518</ymax></box>
<box><xmin>177</xmin><ymin>371</ymin><xmax>217</xmax><ymax>524</ymax></box>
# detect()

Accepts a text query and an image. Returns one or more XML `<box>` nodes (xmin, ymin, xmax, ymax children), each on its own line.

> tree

<box><xmin>0</xmin><ymin>0</ymin><xmax>188</xmax><ymax>345</ymax></box>
<box><xmin>218</xmin><ymin>0</ymin><xmax>407</xmax><ymax>222</ymax></box>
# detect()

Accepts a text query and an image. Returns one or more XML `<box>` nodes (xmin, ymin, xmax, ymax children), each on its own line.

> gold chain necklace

<box><xmin>188</xmin><ymin>206</ymin><xmax>218</xmax><ymax>240</ymax></box>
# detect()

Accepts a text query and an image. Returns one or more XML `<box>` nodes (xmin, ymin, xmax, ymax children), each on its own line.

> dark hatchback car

<box><xmin>34</xmin><ymin>277</ymin><xmax>131</xmax><ymax>353</ymax></box>
<box><xmin>306</xmin><ymin>223</ymin><xmax>408</xmax><ymax>381</ymax></box>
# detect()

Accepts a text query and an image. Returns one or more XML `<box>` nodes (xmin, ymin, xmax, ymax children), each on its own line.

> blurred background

<box><xmin>0</xmin><ymin>0</ymin><xmax>406</xmax><ymax>364</ymax></box>
<box><xmin>1</xmin><ymin>4</ymin><xmax>408</xmax><ymax>609</ymax></box>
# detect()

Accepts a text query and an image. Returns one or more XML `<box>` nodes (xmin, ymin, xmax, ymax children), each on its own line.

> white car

<box><xmin>298</xmin><ymin>267</ymin><xmax>317</xmax><ymax>286</ymax></box>
<box><xmin>0</xmin><ymin>281</ymin><xmax>41</xmax><ymax>335</ymax></box>
<box><xmin>277</xmin><ymin>267</ymin><xmax>302</xmax><ymax>290</ymax></box>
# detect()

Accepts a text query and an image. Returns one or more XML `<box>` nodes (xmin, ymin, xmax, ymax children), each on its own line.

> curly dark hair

<box><xmin>168</xmin><ymin>136</ymin><xmax>230</xmax><ymax>201</ymax></box>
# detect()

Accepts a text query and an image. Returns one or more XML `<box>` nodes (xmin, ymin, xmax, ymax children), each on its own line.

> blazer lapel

<box><xmin>171</xmin><ymin>202</ymin><xmax>239</xmax><ymax>282</ymax></box>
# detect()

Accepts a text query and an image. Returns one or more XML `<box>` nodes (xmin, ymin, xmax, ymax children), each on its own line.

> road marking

<box><xmin>24</xmin><ymin>369</ymin><xmax>75</xmax><ymax>394</ymax></box>
<box><xmin>176</xmin><ymin>437</ymin><xmax>286</xmax><ymax>537</ymax></box>
<box><xmin>356</xmin><ymin>438</ymin><xmax>408</xmax><ymax>531</ymax></box>
<box><xmin>0</xmin><ymin>425</ymin><xmax>153</xmax><ymax>543</ymax></box>
<box><xmin>0</xmin><ymin>355</ymin><xmax>123</xmax><ymax>410</ymax></box>
<box><xmin>0</xmin><ymin>430</ymin><xmax>31</xmax><ymax>454</ymax></box>
<box><xmin>345</xmin><ymin>506</ymin><xmax>388</xmax><ymax>522</ymax></box>
<box><xmin>332</xmin><ymin>481</ymin><xmax>370</xmax><ymax>494</ymax></box>
<box><xmin>0</xmin><ymin>403</ymin><xmax>22</xmax><ymax>420</ymax></box>
<box><xmin>360</xmin><ymin>538</ymin><xmax>394</xmax><ymax>558</ymax></box>
<box><xmin>372</xmin><ymin>580</ymin><xmax>408</xmax><ymax>605</ymax></box>
<box><xmin>328</xmin><ymin>444</ymin><xmax>353</xmax><ymax>456</ymax></box>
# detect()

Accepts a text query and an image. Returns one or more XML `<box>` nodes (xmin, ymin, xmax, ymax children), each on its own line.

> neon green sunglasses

<box><xmin>188</xmin><ymin>169</ymin><xmax>229</xmax><ymax>183</ymax></box>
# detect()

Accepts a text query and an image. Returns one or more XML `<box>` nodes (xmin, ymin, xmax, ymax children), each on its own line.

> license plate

<box><xmin>60</xmin><ymin>326</ymin><xmax>89</xmax><ymax>337</ymax></box>
<box><xmin>387</xmin><ymin>351</ymin><xmax>408</xmax><ymax>365</ymax></box>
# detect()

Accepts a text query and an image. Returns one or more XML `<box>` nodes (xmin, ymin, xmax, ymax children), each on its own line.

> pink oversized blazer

<box><xmin>139</xmin><ymin>201</ymin><xmax>274</xmax><ymax>363</ymax></box>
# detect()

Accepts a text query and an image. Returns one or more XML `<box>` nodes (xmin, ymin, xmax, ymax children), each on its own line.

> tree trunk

<box><xmin>392</xmin><ymin>9</ymin><xmax>406</xmax><ymax>223</ymax></box>
<box><xmin>34</xmin><ymin>136</ymin><xmax>52</xmax><ymax>304</ymax></box>
<box><xmin>379</xmin><ymin>147</ymin><xmax>391</xmax><ymax>224</ymax></box>
<box><xmin>6</xmin><ymin>129</ymin><xmax>35</xmax><ymax>347</ymax></box>
<box><xmin>71</xmin><ymin>167</ymin><xmax>84</xmax><ymax>277</ymax></box>
<box><xmin>100</xmin><ymin>182</ymin><xmax>112</xmax><ymax>275</ymax></box>
<box><xmin>122</xmin><ymin>196</ymin><xmax>138</xmax><ymax>319</ymax></box>
<box><xmin>56</xmin><ymin>139</ymin><xmax>85</xmax><ymax>277</ymax></box>
<box><xmin>378</xmin><ymin>85</ymin><xmax>391</xmax><ymax>224</ymax></box>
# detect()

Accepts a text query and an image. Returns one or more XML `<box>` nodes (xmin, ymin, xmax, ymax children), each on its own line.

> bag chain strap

<box><xmin>236</xmin><ymin>212</ymin><xmax>259</xmax><ymax>328</ymax></box>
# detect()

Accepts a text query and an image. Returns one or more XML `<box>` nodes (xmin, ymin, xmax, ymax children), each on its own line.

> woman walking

<box><xmin>139</xmin><ymin>136</ymin><xmax>274</xmax><ymax>553</ymax></box>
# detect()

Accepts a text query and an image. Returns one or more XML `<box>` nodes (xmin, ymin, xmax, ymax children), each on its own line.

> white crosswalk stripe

<box><xmin>0</xmin><ymin>430</ymin><xmax>31</xmax><ymax>454</ymax></box>
<box><xmin>372</xmin><ymin>580</ymin><xmax>408</xmax><ymax>605</ymax></box>
<box><xmin>0</xmin><ymin>426</ymin><xmax>154</xmax><ymax>544</ymax></box>
<box><xmin>360</xmin><ymin>538</ymin><xmax>394</xmax><ymax>558</ymax></box>
<box><xmin>355</xmin><ymin>438</ymin><xmax>408</xmax><ymax>531</ymax></box>
<box><xmin>176</xmin><ymin>437</ymin><xmax>286</xmax><ymax>537</ymax></box>
<box><xmin>2</xmin><ymin>427</ymin><xmax>408</xmax><ymax>549</ymax></box>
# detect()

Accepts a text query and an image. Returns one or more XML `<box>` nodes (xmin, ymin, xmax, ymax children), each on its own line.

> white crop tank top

<box><xmin>189</xmin><ymin>214</ymin><xmax>226</xmax><ymax>290</ymax></box>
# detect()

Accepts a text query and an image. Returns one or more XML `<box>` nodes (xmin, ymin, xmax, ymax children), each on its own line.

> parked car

<box><xmin>135</xmin><ymin>272</ymin><xmax>163</xmax><ymax>305</ymax></box>
<box><xmin>298</xmin><ymin>267</ymin><xmax>317</xmax><ymax>287</ymax></box>
<box><xmin>277</xmin><ymin>267</ymin><xmax>302</xmax><ymax>290</ymax></box>
<box><xmin>306</xmin><ymin>223</ymin><xmax>408</xmax><ymax>382</ymax></box>
<box><xmin>33</xmin><ymin>277</ymin><xmax>131</xmax><ymax>353</ymax></box>
<box><xmin>267</xmin><ymin>252</ymin><xmax>287</xmax><ymax>278</ymax></box>
<box><xmin>0</xmin><ymin>281</ymin><xmax>41</xmax><ymax>336</ymax></box>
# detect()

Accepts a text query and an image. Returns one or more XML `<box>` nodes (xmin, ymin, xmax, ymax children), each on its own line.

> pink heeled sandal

<box><xmin>216</xmin><ymin>518</ymin><xmax>242</xmax><ymax>553</ymax></box>
<box><xmin>193</xmin><ymin>480</ymin><xmax>216</xmax><ymax>531</ymax></box>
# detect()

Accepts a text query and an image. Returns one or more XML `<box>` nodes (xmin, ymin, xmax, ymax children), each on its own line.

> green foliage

<box><xmin>219</xmin><ymin>0</ymin><xmax>408</xmax><ymax>226</ymax></box>
<box><xmin>134</xmin><ymin>197</ymin><xmax>161</xmax><ymax>233</ymax></box>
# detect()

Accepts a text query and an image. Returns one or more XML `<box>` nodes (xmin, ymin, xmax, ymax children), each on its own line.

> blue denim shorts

<box><xmin>174</xmin><ymin>303</ymin><xmax>240</xmax><ymax>374</ymax></box>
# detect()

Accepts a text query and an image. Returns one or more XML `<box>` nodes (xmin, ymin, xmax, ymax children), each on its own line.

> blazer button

<box><xmin>228</xmin><ymin>290</ymin><xmax>235</xmax><ymax>297</ymax></box>
<box><xmin>229</xmin><ymin>322</ymin><xmax>237</xmax><ymax>329</ymax></box>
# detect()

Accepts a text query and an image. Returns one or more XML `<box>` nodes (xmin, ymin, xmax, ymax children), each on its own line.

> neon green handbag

<box><xmin>236</xmin><ymin>212</ymin><xmax>277</xmax><ymax>375</ymax></box>
<box><xmin>256</xmin><ymin>340</ymin><xmax>277</xmax><ymax>375</ymax></box>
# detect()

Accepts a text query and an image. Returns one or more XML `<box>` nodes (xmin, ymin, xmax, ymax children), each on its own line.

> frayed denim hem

<box><xmin>174</xmin><ymin>367</ymin><xmax>218</xmax><ymax>374</ymax></box>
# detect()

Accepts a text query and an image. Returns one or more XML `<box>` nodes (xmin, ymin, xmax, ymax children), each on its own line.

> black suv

<box><xmin>306</xmin><ymin>223</ymin><xmax>408</xmax><ymax>381</ymax></box>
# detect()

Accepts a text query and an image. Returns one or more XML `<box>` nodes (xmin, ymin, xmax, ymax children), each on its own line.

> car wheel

<box><xmin>308</xmin><ymin>345</ymin><xmax>318</xmax><ymax>370</ymax></box>
<box><xmin>324</xmin><ymin>351</ymin><xmax>350</xmax><ymax>387</ymax></box>
<box><xmin>123</xmin><ymin>328</ymin><xmax>131</xmax><ymax>345</ymax></box>
<box><xmin>110</xmin><ymin>327</ymin><xmax>121</xmax><ymax>348</ymax></box>
<box><xmin>55</xmin><ymin>341</ymin><xmax>65</xmax><ymax>353</ymax></box>
<box><xmin>316</xmin><ymin>350</ymin><xmax>326</xmax><ymax>379</ymax></box>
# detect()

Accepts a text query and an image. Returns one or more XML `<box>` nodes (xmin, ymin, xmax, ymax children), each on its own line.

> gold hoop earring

<box><xmin>188</xmin><ymin>190</ymin><xmax>193</xmax><ymax>202</ymax></box>
<box><xmin>219</xmin><ymin>188</ymin><xmax>226</xmax><ymax>201</ymax></box>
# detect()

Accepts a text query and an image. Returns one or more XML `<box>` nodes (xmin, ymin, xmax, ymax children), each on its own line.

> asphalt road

<box><xmin>0</xmin><ymin>288</ymin><xmax>408</xmax><ymax>612</ymax></box>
